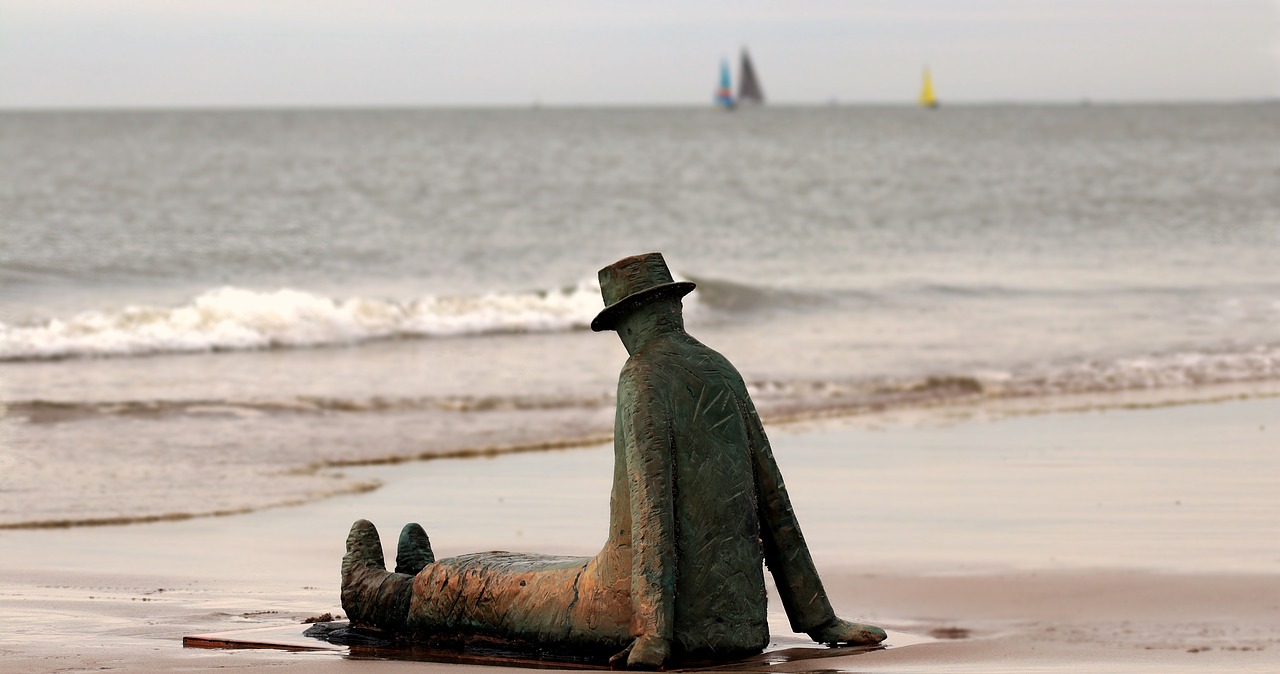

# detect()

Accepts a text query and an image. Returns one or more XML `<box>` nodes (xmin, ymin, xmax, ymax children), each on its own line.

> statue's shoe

<box><xmin>808</xmin><ymin>617</ymin><xmax>888</xmax><ymax>646</ymax></box>
<box><xmin>343</xmin><ymin>519</ymin><xmax>386</xmax><ymax>573</ymax></box>
<box><xmin>395</xmin><ymin>522</ymin><xmax>434</xmax><ymax>575</ymax></box>
<box><xmin>341</xmin><ymin>519</ymin><xmax>413</xmax><ymax>631</ymax></box>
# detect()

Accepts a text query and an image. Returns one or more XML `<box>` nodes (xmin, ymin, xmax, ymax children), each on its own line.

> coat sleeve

<box><xmin>742</xmin><ymin>393</ymin><xmax>837</xmax><ymax>633</ymax></box>
<box><xmin>619</xmin><ymin>366</ymin><xmax>676</xmax><ymax>644</ymax></box>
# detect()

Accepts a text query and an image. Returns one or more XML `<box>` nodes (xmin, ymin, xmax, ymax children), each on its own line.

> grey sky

<box><xmin>1</xmin><ymin>0</ymin><xmax>1277</xmax><ymax>108</ymax></box>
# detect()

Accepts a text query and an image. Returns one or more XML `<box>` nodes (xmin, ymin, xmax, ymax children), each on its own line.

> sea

<box><xmin>1</xmin><ymin>104</ymin><xmax>1277</xmax><ymax>530</ymax></box>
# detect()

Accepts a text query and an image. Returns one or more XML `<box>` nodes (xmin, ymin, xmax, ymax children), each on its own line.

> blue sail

<box><xmin>714</xmin><ymin>58</ymin><xmax>735</xmax><ymax>109</ymax></box>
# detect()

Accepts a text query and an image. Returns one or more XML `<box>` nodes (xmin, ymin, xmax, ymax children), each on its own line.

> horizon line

<box><xmin>2</xmin><ymin>97</ymin><xmax>1277</xmax><ymax>114</ymax></box>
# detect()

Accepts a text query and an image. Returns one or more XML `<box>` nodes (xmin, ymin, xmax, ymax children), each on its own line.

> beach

<box><xmin>1</xmin><ymin>104</ymin><xmax>1278</xmax><ymax>672</ymax></box>
<box><xmin>2</xmin><ymin>392</ymin><xmax>1277</xmax><ymax>673</ymax></box>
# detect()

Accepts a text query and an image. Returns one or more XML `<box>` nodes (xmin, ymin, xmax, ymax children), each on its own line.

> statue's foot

<box><xmin>341</xmin><ymin>519</ymin><xmax>387</xmax><ymax>625</ymax></box>
<box><xmin>340</xmin><ymin>519</ymin><xmax>413</xmax><ymax>631</ymax></box>
<box><xmin>342</xmin><ymin>519</ymin><xmax>387</xmax><ymax>575</ymax></box>
<box><xmin>395</xmin><ymin>522</ymin><xmax>434</xmax><ymax>575</ymax></box>
<box><xmin>808</xmin><ymin>617</ymin><xmax>887</xmax><ymax>646</ymax></box>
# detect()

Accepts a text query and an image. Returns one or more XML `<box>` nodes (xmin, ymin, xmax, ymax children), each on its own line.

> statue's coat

<box><xmin>395</xmin><ymin>329</ymin><xmax>837</xmax><ymax>658</ymax></box>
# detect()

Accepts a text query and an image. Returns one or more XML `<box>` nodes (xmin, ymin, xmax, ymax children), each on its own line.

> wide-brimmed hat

<box><xmin>591</xmin><ymin>252</ymin><xmax>696</xmax><ymax>332</ymax></box>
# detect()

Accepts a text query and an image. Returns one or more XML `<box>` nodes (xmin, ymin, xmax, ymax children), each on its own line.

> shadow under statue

<box><xmin>339</xmin><ymin>253</ymin><xmax>886</xmax><ymax>669</ymax></box>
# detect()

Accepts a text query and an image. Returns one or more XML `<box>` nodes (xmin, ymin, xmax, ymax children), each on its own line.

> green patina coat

<box><xmin>403</xmin><ymin>329</ymin><xmax>836</xmax><ymax>657</ymax></box>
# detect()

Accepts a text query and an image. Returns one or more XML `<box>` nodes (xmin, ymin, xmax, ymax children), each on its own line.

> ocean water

<box><xmin>1</xmin><ymin>104</ymin><xmax>1277</xmax><ymax>528</ymax></box>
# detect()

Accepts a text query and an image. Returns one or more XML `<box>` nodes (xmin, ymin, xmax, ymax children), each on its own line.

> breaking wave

<box><xmin>0</xmin><ymin>275</ymin><xmax>827</xmax><ymax>362</ymax></box>
<box><xmin>0</xmin><ymin>283</ymin><xmax>612</xmax><ymax>361</ymax></box>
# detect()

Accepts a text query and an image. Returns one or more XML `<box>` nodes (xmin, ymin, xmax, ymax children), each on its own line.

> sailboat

<box><xmin>919</xmin><ymin>66</ymin><xmax>939</xmax><ymax>109</ymax></box>
<box><xmin>714</xmin><ymin>58</ymin><xmax>735</xmax><ymax>110</ymax></box>
<box><xmin>737</xmin><ymin>48</ymin><xmax>765</xmax><ymax>106</ymax></box>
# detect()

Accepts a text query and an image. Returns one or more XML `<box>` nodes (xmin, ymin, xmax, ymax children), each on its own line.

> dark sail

<box><xmin>737</xmin><ymin>48</ymin><xmax>764</xmax><ymax>105</ymax></box>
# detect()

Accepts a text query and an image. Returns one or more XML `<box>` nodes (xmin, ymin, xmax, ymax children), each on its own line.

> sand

<box><xmin>1</xmin><ymin>394</ymin><xmax>1277</xmax><ymax>673</ymax></box>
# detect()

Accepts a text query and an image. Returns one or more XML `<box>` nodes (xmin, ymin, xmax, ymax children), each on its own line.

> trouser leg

<box><xmin>340</xmin><ymin>519</ymin><xmax>414</xmax><ymax>631</ymax></box>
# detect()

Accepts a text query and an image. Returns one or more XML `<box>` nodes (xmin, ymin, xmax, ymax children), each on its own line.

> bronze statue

<box><xmin>340</xmin><ymin>253</ymin><xmax>885</xmax><ymax>668</ymax></box>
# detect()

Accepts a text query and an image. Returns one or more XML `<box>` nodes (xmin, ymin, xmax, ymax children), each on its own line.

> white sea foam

<box><xmin>745</xmin><ymin>345</ymin><xmax>1280</xmax><ymax>408</ymax></box>
<box><xmin>1008</xmin><ymin>346</ymin><xmax>1280</xmax><ymax>394</ymax></box>
<box><xmin>0</xmin><ymin>283</ymin><xmax>614</xmax><ymax>361</ymax></box>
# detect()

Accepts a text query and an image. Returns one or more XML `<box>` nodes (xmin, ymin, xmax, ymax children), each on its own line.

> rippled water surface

<box><xmin>1</xmin><ymin>104</ymin><xmax>1278</xmax><ymax>526</ymax></box>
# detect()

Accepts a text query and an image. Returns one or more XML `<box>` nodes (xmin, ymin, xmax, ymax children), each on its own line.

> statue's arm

<box><xmin>618</xmin><ymin>368</ymin><xmax>674</xmax><ymax>667</ymax></box>
<box><xmin>742</xmin><ymin>396</ymin><xmax>837</xmax><ymax>634</ymax></box>
<box><xmin>745</xmin><ymin>395</ymin><xmax>887</xmax><ymax>645</ymax></box>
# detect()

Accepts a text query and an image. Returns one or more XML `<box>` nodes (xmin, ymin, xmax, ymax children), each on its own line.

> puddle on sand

<box><xmin>185</xmin><ymin>621</ymin><xmax>936</xmax><ymax>671</ymax></box>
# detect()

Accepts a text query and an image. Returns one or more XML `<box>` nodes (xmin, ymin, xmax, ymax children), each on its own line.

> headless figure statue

<box><xmin>340</xmin><ymin>253</ymin><xmax>886</xmax><ymax>668</ymax></box>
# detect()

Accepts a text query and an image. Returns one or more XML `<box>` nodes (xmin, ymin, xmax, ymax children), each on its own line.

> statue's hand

<box><xmin>808</xmin><ymin>616</ymin><xmax>887</xmax><ymax>646</ymax></box>
<box><xmin>609</xmin><ymin>634</ymin><xmax>670</xmax><ymax>670</ymax></box>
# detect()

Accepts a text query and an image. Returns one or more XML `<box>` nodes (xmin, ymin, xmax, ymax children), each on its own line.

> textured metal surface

<box><xmin>338</xmin><ymin>254</ymin><xmax>884</xmax><ymax>668</ymax></box>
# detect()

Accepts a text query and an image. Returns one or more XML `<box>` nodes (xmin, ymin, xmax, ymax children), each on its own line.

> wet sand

<box><xmin>1</xmin><ymin>395</ymin><xmax>1277</xmax><ymax>672</ymax></box>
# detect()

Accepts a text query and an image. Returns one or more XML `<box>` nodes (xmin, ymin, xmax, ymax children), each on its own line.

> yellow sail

<box><xmin>919</xmin><ymin>67</ymin><xmax>938</xmax><ymax>109</ymax></box>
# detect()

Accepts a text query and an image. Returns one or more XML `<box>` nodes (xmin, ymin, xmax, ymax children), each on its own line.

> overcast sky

<box><xmin>2</xmin><ymin>0</ymin><xmax>1277</xmax><ymax>108</ymax></box>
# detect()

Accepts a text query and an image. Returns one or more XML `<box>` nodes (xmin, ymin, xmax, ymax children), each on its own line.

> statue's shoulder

<box><xmin>618</xmin><ymin>336</ymin><xmax>700</xmax><ymax>386</ymax></box>
<box><xmin>623</xmin><ymin>334</ymin><xmax>750</xmax><ymax>393</ymax></box>
<box><xmin>679</xmin><ymin>335</ymin><xmax>748</xmax><ymax>386</ymax></box>
<box><xmin>618</xmin><ymin>352</ymin><xmax>663</xmax><ymax>392</ymax></box>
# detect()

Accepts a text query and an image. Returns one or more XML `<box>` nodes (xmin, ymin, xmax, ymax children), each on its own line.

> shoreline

<box><xmin>4</xmin><ymin>379</ymin><xmax>1277</xmax><ymax>532</ymax></box>
<box><xmin>1</xmin><ymin>395</ymin><xmax>1276</xmax><ymax>672</ymax></box>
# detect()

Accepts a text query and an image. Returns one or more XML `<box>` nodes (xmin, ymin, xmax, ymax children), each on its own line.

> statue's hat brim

<box><xmin>590</xmin><ymin>281</ymin><xmax>695</xmax><ymax>332</ymax></box>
